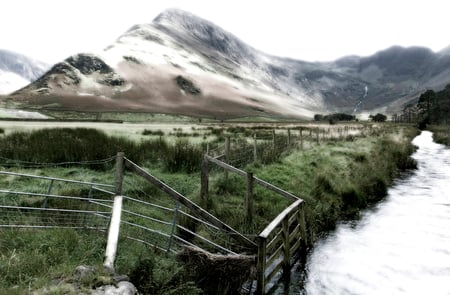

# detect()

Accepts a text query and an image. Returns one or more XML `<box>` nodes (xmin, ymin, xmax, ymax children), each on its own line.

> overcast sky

<box><xmin>2</xmin><ymin>0</ymin><xmax>449</xmax><ymax>64</ymax></box>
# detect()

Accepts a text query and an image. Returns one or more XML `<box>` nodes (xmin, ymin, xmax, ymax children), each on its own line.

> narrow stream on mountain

<box><xmin>284</xmin><ymin>130</ymin><xmax>450</xmax><ymax>294</ymax></box>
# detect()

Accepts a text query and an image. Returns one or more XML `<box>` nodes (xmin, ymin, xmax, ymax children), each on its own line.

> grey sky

<box><xmin>1</xmin><ymin>0</ymin><xmax>449</xmax><ymax>64</ymax></box>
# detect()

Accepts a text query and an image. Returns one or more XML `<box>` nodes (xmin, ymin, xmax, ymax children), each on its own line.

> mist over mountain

<box><xmin>6</xmin><ymin>9</ymin><xmax>450</xmax><ymax>119</ymax></box>
<box><xmin>0</xmin><ymin>49</ymin><xmax>49</xmax><ymax>95</ymax></box>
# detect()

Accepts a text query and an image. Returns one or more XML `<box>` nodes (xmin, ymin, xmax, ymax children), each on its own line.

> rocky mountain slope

<box><xmin>0</xmin><ymin>49</ymin><xmax>49</xmax><ymax>94</ymax></box>
<box><xmin>6</xmin><ymin>9</ymin><xmax>450</xmax><ymax>119</ymax></box>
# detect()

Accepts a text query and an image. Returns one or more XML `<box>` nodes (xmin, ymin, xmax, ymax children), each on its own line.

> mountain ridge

<box><xmin>5</xmin><ymin>9</ymin><xmax>450</xmax><ymax>119</ymax></box>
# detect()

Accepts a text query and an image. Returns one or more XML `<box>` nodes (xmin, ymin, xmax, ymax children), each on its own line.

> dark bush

<box><xmin>142</xmin><ymin>129</ymin><xmax>164</xmax><ymax>136</ymax></box>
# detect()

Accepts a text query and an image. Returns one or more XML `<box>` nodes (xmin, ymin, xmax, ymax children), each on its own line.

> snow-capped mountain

<box><xmin>8</xmin><ymin>9</ymin><xmax>450</xmax><ymax>119</ymax></box>
<box><xmin>0</xmin><ymin>49</ymin><xmax>49</xmax><ymax>94</ymax></box>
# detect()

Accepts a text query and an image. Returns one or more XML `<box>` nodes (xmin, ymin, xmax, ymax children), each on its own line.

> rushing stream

<box><xmin>297</xmin><ymin>131</ymin><xmax>450</xmax><ymax>295</ymax></box>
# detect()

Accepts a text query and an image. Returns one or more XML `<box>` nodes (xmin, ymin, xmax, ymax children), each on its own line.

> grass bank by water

<box><xmin>0</xmin><ymin>123</ymin><xmax>418</xmax><ymax>294</ymax></box>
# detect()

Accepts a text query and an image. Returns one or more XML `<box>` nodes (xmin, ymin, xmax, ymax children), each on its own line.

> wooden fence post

<box><xmin>287</xmin><ymin>129</ymin><xmax>291</xmax><ymax>147</ymax></box>
<box><xmin>114</xmin><ymin>152</ymin><xmax>125</xmax><ymax>195</ymax></box>
<box><xmin>167</xmin><ymin>202</ymin><xmax>181</xmax><ymax>252</ymax></box>
<box><xmin>225</xmin><ymin>137</ymin><xmax>230</xmax><ymax>180</ymax></box>
<box><xmin>300</xmin><ymin>128</ymin><xmax>303</xmax><ymax>150</ymax></box>
<box><xmin>316</xmin><ymin>128</ymin><xmax>320</xmax><ymax>145</ymax></box>
<box><xmin>225</xmin><ymin>136</ymin><xmax>230</xmax><ymax>163</ymax></box>
<box><xmin>282</xmin><ymin>217</ymin><xmax>290</xmax><ymax>276</ymax></box>
<box><xmin>103</xmin><ymin>152</ymin><xmax>125</xmax><ymax>273</ymax></box>
<box><xmin>299</xmin><ymin>202</ymin><xmax>307</xmax><ymax>247</ymax></box>
<box><xmin>272</xmin><ymin>129</ymin><xmax>276</xmax><ymax>152</ymax></box>
<box><xmin>246</xmin><ymin>172</ymin><xmax>254</xmax><ymax>223</ymax></box>
<box><xmin>200</xmin><ymin>156</ymin><xmax>209</xmax><ymax>209</ymax></box>
<box><xmin>253</xmin><ymin>133</ymin><xmax>257</xmax><ymax>162</ymax></box>
<box><xmin>256</xmin><ymin>236</ymin><xmax>267</xmax><ymax>295</ymax></box>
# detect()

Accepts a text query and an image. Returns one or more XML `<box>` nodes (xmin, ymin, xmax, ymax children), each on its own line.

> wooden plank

<box><xmin>282</xmin><ymin>218</ymin><xmax>290</xmax><ymax>271</ymax></box>
<box><xmin>290</xmin><ymin>237</ymin><xmax>301</xmax><ymax>255</ymax></box>
<box><xmin>259</xmin><ymin>199</ymin><xmax>302</xmax><ymax>239</ymax></box>
<box><xmin>266</xmin><ymin>244</ymin><xmax>283</xmax><ymax>267</ymax></box>
<box><xmin>205</xmin><ymin>155</ymin><xmax>246</xmax><ymax>176</ymax></box>
<box><xmin>288</xmin><ymin>212</ymin><xmax>297</xmax><ymax>226</ymax></box>
<box><xmin>266</xmin><ymin>229</ymin><xmax>283</xmax><ymax>252</ymax></box>
<box><xmin>256</xmin><ymin>237</ymin><xmax>267</xmax><ymax>295</ymax></box>
<box><xmin>124</xmin><ymin>158</ymin><xmax>255</xmax><ymax>248</ymax></box>
<box><xmin>266</xmin><ymin>260</ymin><xmax>284</xmax><ymax>285</ymax></box>
<box><xmin>253</xmin><ymin>177</ymin><xmax>299</xmax><ymax>201</ymax></box>
<box><xmin>289</xmin><ymin>224</ymin><xmax>301</xmax><ymax>244</ymax></box>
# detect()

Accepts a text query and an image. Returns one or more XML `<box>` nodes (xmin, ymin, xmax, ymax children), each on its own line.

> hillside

<box><xmin>5</xmin><ymin>9</ymin><xmax>450</xmax><ymax>119</ymax></box>
<box><xmin>0</xmin><ymin>49</ymin><xmax>49</xmax><ymax>94</ymax></box>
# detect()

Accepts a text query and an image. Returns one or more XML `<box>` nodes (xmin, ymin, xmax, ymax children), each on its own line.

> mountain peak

<box><xmin>153</xmin><ymin>8</ymin><xmax>204</xmax><ymax>27</ymax></box>
<box><xmin>153</xmin><ymin>8</ymin><xmax>254</xmax><ymax>64</ymax></box>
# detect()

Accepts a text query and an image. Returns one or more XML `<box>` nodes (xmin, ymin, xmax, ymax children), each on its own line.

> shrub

<box><xmin>129</xmin><ymin>256</ymin><xmax>201</xmax><ymax>295</ymax></box>
<box><xmin>142</xmin><ymin>129</ymin><xmax>164</xmax><ymax>136</ymax></box>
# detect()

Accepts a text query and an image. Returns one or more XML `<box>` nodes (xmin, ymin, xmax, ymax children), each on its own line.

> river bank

<box><xmin>299</xmin><ymin>130</ymin><xmax>450</xmax><ymax>295</ymax></box>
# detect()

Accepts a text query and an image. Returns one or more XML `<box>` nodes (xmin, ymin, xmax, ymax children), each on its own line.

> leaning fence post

<box><xmin>104</xmin><ymin>194</ymin><xmax>123</xmax><ymax>273</ymax></box>
<box><xmin>246</xmin><ymin>172</ymin><xmax>254</xmax><ymax>223</ymax></box>
<box><xmin>103</xmin><ymin>152</ymin><xmax>125</xmax><ymax>273</ymax></box>
<box><xmin>200</xmin><ymin>155</ymin><xmax>209</xmax><ymax>209</ymax></box>
<box><xmin>42</xmin><ymin>179</ymin><xmax>54</xmax><ymax>208</ymax></box>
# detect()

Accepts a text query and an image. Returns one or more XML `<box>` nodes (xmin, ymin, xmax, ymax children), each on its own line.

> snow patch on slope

<box><xmin>0</xmin><ymin>107</ymin><xmax>48</xmax><ymax>119</ymax></box>
<box><xmin>0</xmin><ymin>70</ymin><xmax>30</xmax><ymax>94</ymax></box>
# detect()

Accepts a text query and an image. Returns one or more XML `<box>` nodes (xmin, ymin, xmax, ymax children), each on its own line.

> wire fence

<box><xmin>205</xmin><ymin>124</ymin><xmax>372</xmax><ymax>169</ymax></box>
<box><xmin>0</xmin><ymin>124</ymin><xmax>380</xmax><ymax>253</ymax></box>
<box><xmin>0</xmin><ymin>159</ymin><xmax>248</xmax><ymax>255</ymax></box>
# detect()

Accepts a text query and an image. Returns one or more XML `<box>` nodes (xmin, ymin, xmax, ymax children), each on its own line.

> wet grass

<box><xmin>0</xmin><ymin>123</ymin><xmax>419</xmax><ymax>293</ymax></box>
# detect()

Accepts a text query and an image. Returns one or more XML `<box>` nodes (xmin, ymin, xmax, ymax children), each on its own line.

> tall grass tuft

<box><xmin>0</xmin><ymin>128</ymin><xmax>202</xmax><ymax>173</ymax></box>
<box><xmin>164</xmin><ymin>139</ymin><xmax>202</xmax><ymax>173</ymax></box>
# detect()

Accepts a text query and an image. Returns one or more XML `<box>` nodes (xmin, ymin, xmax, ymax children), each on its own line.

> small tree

<box><xmin>370</xmin><ymin>113</ymin><xmax>387</xmax><ymax>122</ymax></box>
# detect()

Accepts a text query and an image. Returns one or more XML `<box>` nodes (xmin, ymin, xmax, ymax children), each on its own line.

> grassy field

<box><xmin>0</xmin><ymin>120</ymin><xmax>419</xmax><ymax>294</ymax></box>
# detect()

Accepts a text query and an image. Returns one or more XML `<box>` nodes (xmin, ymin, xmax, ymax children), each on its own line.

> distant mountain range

<box><xmin>0</xmin><ymin>49</ymin><xmax>49</xmax><ymax>95</ymax></box>
<box><xmin>5</xmin><ymin>9</ymin><xmax>450</xmax><ymax>119</ymax></box>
